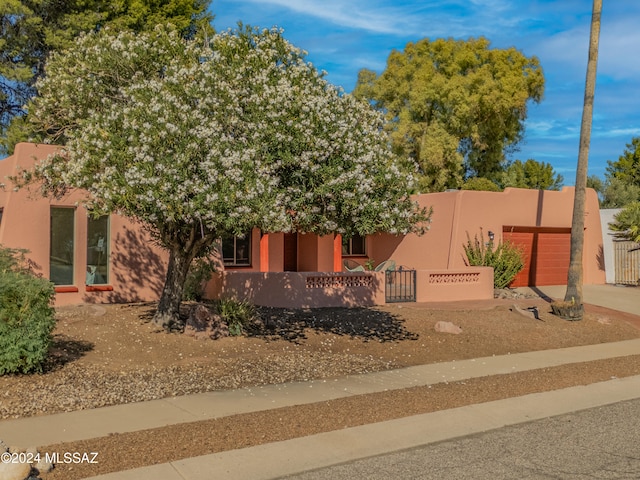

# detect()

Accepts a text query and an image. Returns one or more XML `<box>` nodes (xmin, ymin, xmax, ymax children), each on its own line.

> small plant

<box><xmin>0</xmin><ymin>245</ymin><xmax>56</xmax><ymax>375</ymax></box>
<box><xmin>463</xmin><ymin>230</ymin><xmax>524</xmax><ymax>289</ymax></box>
<box><xmin>364</xmin><ymin>258</ymin><xmax>376</xmax><ymax>271</ymax></box>
<box><xmin>183</xmin><ymin>257</ymin><xmax>217</xmax><ymax>302</ymax></box>
<box><xmin>213</xmin><ymin>298</ymin><xmax>256</xmax><ymax>336</ymax></box>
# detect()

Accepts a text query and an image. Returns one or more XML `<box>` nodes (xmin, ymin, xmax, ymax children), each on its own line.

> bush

<box><xmin>213</xmin><ymin>298</ymin><xmax>256</xmax><ymax>336</ymax></box>
<box><xmin>463</xmin><ymin>231</ymin><xmax>524</xmax><ymax>289</ymax></box>
<box><xmin>183</xmin><ymin>257</ymin><xmax>217</xmax><ymax>302</ymax></box>
<box><xmin>609</xmin><ymin>201</ymin><xmax>640</xmax><ymax>243</ymax></box>
<box><xmin>0</xmin><ymin>246</ymin><xmax>56</xmax><ymax>375</ymax></box>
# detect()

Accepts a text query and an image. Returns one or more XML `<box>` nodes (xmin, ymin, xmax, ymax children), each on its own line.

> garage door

<box><xmin>503</xmin><ymin>227</ymin><xmax>571</xmax><ymax>287</ymax></box>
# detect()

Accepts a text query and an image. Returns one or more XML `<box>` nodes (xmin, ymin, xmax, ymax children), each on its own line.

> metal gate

<box><xmin>614</xmin><ymin>241</ymin><xmax>640</xmax><ymax>285</ymax></box>
<box><xmin>385</xmin><ymin>269</ymin><xmax>416</xmax><ymax>303</ymax></box>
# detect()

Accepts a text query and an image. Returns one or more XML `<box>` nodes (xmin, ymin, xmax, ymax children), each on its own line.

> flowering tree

<box><xmin>25</xmin><ymin>24</ymin><xmax>430</xmax><ymax>327</ymax></box>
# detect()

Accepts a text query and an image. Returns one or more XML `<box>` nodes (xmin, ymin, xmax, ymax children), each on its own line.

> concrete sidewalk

<box><xmin>2</xmin><ymin>339</ymin><xmax>640</xmax><ymax>479</ymax></box>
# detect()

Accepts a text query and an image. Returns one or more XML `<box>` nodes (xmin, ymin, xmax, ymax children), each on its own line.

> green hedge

<box><xmin>0</xmin><ymin>247</ymin><xmax>56</xmax><ymax>375</ymax></box>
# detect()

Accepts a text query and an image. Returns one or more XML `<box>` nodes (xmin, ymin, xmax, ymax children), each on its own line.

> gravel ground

<box><xmin>2</xmin><ymin>295</ymin><xmax>640</xmax><ymax>478</ymax></box>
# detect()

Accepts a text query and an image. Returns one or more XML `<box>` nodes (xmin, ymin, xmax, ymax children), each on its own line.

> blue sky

<box><xmin>211</xmin><ymin>0</ymin><xmax>640</xmax><ymax>184</ymax></box>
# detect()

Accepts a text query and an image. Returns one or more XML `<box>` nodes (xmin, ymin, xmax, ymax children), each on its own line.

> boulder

<box><xmin>0</xmin><ymin>461</ymin><xmax>31</xmax><ymax>480</ymax></box>
<box><xmin>184</xmin><ymin>304</ymin><xmax>228</xmax><ymax>340</ymax></box>
<box><xmin>434</xmin><ymin>321</ymin><xmax>463</xmax><ymax>334</ymax></box>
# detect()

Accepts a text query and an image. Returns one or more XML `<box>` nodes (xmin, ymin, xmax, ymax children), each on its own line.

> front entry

<box><xmin>283</xmin><ymin>233</ymin><xmax>298</xmax><ymax>272</ymax></box>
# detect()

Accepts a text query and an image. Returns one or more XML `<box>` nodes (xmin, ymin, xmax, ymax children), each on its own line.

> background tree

<box><xmin>586</xmin><ymin>174</ymin><xmax>604</xmax><ymax>198</ymax></box>
<box><xmin>609</xmin><ymin>202</ymin><xmax>640</xmax><ymax>243</ymax></box>
<box><xmin>606</xmin><ymin>137</ymin><xmax>640</xmax><ymax>186</ymax></box>
<box><xmin>353</xmin><ymin>37</ymin><xmax>544</xmax><ymax>192</ymax></box>
<box><xmin>585</xmin><ymin>138</ymin><xmax>640</xmax><ymax>208</ymax></box>
<box><xmin>501</xmin><ymin>159</ymin><xmax>564</xmax><ymax>190</ymax></box>
<box><xmin>0</xmin><ymin>0</ymin><xmax>212</xmax><ymax>154</ymax></box>
<box><xmin>600</xmin><ymin>177</ymin><xmax>640</xmax><ymax>208</ymax></box>
<box><xmin>597</xmin><ymin>136</ymin><xmax>640</xmax><ymax>207</ymax></box>
<box><xmin>461</xmin><ymin>177</ymin><xmax>501</xmax><ymax>192</ymax></box>
<box><xmin>562</xmin><ymin>0</ymin><xmax>602</xmax><ymax>318</ymax></box>
<box><xmin>23</xmin><ymin>25</ymin><xmax>430</xmax><ymax>328</ymax></box>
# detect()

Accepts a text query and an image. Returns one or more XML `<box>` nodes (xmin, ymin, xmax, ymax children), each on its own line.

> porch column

<box><xmin>333</xmin><ymin>234</ymin><xmax>342</xmax><ymax>272</ymax></box>
<box><xmin>260</xmin><ymin>233</ymin><xmax>269</xmax><ymax>272</ymax></box>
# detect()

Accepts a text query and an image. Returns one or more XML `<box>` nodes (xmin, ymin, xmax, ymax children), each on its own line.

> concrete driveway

<box><xmin>516</xmin><ymin>284</ymin><xmax>638</xmax><ymax>316</ymax></box>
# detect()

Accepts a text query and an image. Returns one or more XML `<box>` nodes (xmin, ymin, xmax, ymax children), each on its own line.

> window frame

<box><xmin>342</xmin><ymin>234</ymin><xmax>367</xmax><ymax>257</ymax></box>
<box><xmin>221</xmin><ymin>231</ymin><xmax>252</xmax><ymax>267</ymax></box>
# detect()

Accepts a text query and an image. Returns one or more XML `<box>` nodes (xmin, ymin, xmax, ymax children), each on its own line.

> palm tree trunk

<box><xmin>563</xmin><ymin>0</ymin><xmax>602</xmax><ymax>317</ymax></box>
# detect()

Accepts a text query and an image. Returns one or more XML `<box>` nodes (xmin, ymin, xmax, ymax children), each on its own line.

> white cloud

<box><xmin>595</xmin><ymin>127</ymin><xmax>640</xmax><ymax>139</ymax></box>
<box><xmin>238</xmin><ymin>0</ymin><xmax>419</xmax><ymax>35</ymax></box>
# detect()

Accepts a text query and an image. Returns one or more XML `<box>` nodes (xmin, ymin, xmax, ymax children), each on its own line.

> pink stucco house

<box><xmin>0</xmin><ymin>143</ymin><xmax>605</xmax><ymax>308</ymax></box>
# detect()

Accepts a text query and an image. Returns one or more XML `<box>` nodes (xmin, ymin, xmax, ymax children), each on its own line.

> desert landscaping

<box><xmin>2</xmin><ymin>292</ymin><xmax>640</xmax><ymax>479</ymax></box>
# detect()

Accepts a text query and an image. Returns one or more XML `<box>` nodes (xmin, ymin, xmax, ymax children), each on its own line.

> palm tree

<box><xmin>560</xmin><ymin>0</ymin><xmax>602</xmax><ymax>320</ymax></box>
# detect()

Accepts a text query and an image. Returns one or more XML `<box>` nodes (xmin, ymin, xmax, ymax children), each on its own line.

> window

<box><xmin>87</xmin><ymin>215</ymin><xmax>109</xmax><ymax>285</ymax></box>
<box><xmin>0</xmin><ymin>208</ymin><xmax>3</xmax><ymax>226</ymax></box>
<box><xmin>342</xmin><ymin>234</ymin><xmax>366</xmax><ymax>256</ymax></box>
<box><xmin>50</xmin><ymin>207</ymin><xmax>75</xmax><ymax>285</ymax></box>
<box><xmin>222</xmin><ymin>232</ymin><xmax>251</xmax><ymax>266</ymax></box>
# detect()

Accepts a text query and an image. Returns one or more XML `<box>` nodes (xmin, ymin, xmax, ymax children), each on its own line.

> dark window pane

<box><xmin>235</xmin><ymin>235</ymin><xmax>250</xmax><ymax>265</ymax></box>
<box><xmin>87</xmin><ymin>216</ymin><xmax>109</xmax><ymax>285</ymax></box>
<box><xmin>342</xmin><ymin>234</ymin><xmax>366</xmax><ymax>256</ymax></box>
<box><xmin>50</xmin><ymin>208</ymin><xmax>75</xmax><ymax>285</ymax></box>
<box><xmin>351</xmin><ymin>235</ymin><xmax>366</xmax><ymax>255</ymax></box>
<box><xmin>221</xmin><ymin>235</ymin><xmax>236</xmax><ymax>264</ymax></box>
<box><xmin>222</xmin><ymin>232</ymin><xmax>251</xmax><ymax>266</ymax></box>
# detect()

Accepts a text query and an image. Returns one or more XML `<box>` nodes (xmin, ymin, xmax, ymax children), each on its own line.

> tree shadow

<box><xmin>249</xmin><ymin>306</ymin><xmax>419</xmax><ymax>344</ymax></box>
<box><xmin>86</xmin><ymin>225</ymin><xmax>166</xmax><ymax>304</ymax></box>
<box><xmin>42</xmin><ymin>335</ymin><xmax>94</xmax><ymax>372</ymax></box>
<box><xmin>596</xmin><ymin>244</ymin><xmax>605</xmax><ymax>271</ymax></box>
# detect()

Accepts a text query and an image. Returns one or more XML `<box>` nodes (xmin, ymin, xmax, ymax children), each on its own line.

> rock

<box><xmin>184</xmin><ymin>304</ymin><xmax>228</xmax><ymax>340</ymax></box>
<box><xmin>510</xmin><ymin>304</ymin><xmax>542</xmax><ymax>321</ymax></box>
<box><xmin>0</xmin><ymin>440</ymin><xmax>8</xmax><ymax>453</ymax></box>
<box><xmin>434</xmin><ymin>321</ymin><xmax>462</xmax><ymax>334</ymax></box>
<box><xmin>90</xmin><ymin>305</ymin><xmax>107</xmax><ymax>317</ymax></box>
<box><xmin>0</xmin><ymin>461</ymin><xmax>31</xmax><ymax>480</ymax></box>
<box><xmin>34</xmin><ymin>457</ymin><xmax>53</xmax><ymax>475</ymax></box>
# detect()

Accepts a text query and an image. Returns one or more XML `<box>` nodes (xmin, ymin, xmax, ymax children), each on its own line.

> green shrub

<box><xmin>463</xmin><ymin>231</ymin><xmax>524</xmax><ymax>289</ymax></box>
<box><xmin>183</xmin><ymin>257</ymin><xmax>217</xmax><ymax>302</ymax></box>
<box><xmin>213</xmin><ymin>298</ymin><xmax>255</xmax><ymax>336</ymax></box>
<box><xmin>0</xmin><ymin>246</ymin><xmax>56</xmax><ymax>375</ymax></box>
<box><xmin>609</xmin><ymin>201</ymin><xmax>640</xmax><ymax>243</ymax></box>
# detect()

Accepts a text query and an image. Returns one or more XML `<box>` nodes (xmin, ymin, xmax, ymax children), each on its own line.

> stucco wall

<box><xmin>207</xmin><ymin>271</ymin><xmax>386</xmax><ymax>308</ymax></box>
<box><xmin>0</xmin><ymin>143</ymin><xmax>169</xmax><ymax>306</ymax></box>
<box><xmin>369</xmin><ymin>188</ymin><xmax>605</xmax><ymax>285</ymax></box>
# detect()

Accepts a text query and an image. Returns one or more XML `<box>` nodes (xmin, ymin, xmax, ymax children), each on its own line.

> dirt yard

<box><xmin>2</xmin><ymin>294</ymin><xmax>640</xmax><ymax>479</ymax></box>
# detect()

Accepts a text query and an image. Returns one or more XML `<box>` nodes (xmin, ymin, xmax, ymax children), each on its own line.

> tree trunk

<box><xmin>153</xmin><ymin>247</ymin><xmax>196</xmax><ymax>329</ymax></box>
<box><xmin>563</xmin><ymin>0</ymin><xmax>602</xmax><ymax>319</ymax></box>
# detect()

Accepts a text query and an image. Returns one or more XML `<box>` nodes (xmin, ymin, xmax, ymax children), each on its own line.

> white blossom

<box><xmin>27</xmin><ymin>24</ymin><xmax>430</xmax><ymax>244</ymax></box>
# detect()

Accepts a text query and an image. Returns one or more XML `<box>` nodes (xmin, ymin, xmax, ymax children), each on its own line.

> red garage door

<box><xmin>503</xmin><ymin>227</ymin><xmax>571</xmax><ymax>287</ymax></box>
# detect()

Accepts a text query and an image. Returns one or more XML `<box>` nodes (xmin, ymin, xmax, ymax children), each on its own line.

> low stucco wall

<box><xmin>416</xmin><ymin>267</ymin><xmax>494</xmax><ymax>302</ymax></box>
<box><xmin>205</xmin><ymin>271</ymin><xmax>386</xmax><ymax>308</ymax></box>
<box><xmin>206</xmin><ymin>267</ymin><xmax>493</xmax><ymax>308</ymax></box>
